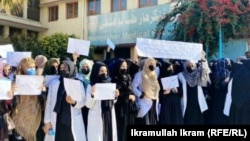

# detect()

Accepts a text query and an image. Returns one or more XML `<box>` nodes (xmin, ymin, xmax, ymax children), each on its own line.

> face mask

<box><xmin>120</xmin><ymin>69</ymin><xmax>127</xmax><ymax>74</ymax></box>
<box><xmin>82</xmin><ymin>68</ymin><xmax>90</xmax><ymax>75</ymax></box>
<box><xmin>26</xmin><ymin>68</ymin><xmax>36</xmax><ymax>75</ymax></box>
<box><xmin>187</xmin><ymin>67</ymin><xmax>194</xmax><ymax>73</ymax></box>
<box><xmin>60</xmin><ymin>70</ymin><xmax>69</xmax><ymax>77</ymax></box>
<box><xmin>99</xmin><ymin>73</ymin><xmax>108</xmax><ymax>80</ymax></box>
<box><xmin>50</xmin><ymin>66</ymin><xmax>58</xmax><ymax>75</ymax></box>
<box><xmin>148</xmin><ymin>65</ymin><xmax>155</xmax><ymax>71</ymax></box>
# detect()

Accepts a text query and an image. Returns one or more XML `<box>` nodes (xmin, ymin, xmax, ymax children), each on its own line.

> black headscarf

<box><xmin>159</xmin><ymin>61</ymin><xmax>173</xmax><ymax>78</ymax></box>
<box><xmin>54</xmin><ymin>59</ymin><xmax>77</xmax><ymax>126</ymax></box>
<box><xmin>158</xmin><ymin>61</ymin><xmax>174</xmax><ymax>99</ymax></box>
<box><xmin>90</xmin><ymin>61</ymin><xmax>113</xmax><ymax>111</ymax></box>
<box><xmin>125</xmin><ymin>58</ymin><xmax>139</xmax><ymax>80</ymax></box>
<box><xmin>112</xmin><ymin>58</ymin><xmax>124</xmax><ymax>78</ymax></box>
<box><xmin>90</xmin><ymin>61</ymin><xmax>110</xmax><ymax>85</ymax></box>
<box><xmin>112</xmin><ymin>58</ymin><xmax>132</xmax><ymax>94</ymax></box>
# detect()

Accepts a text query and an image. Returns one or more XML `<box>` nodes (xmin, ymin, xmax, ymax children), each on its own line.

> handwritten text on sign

<box><xmin>135</xmin><ymin>38</ymin><xmax>203</xmax><ymax>61</ymax></box>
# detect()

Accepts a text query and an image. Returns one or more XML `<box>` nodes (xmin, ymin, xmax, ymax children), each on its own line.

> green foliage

<box><xmin>9</xmin><ymin>32</ymin><xmax>94</xmax><ymax>62</ymax></box>
<box><xmin>39</xmin><ymin>33</ymin><xmax>77</xmax><ymax>59</ymax></box>
<box><xmin>155</xmin><ymin>0</ymin><xmax>250</xmax><ymax>59</ymax></box>
<box><xmin>0</xmin><ymin>36</ymin><xmax>11</xmax><ymax>45</ymax></box>
<box><xmin>10</xmin><ymin>30</ymin><xmax>41</xmax><ymax>58</ymax></box>
<box><xmin>1</xmin><ymin>0</ymin><xmax>23</xmax><ymax>8</ymax></box>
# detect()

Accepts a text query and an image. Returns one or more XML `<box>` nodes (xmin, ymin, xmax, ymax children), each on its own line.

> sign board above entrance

<box><xmin>88</xmin><ymin>3</ymin><xmax>176</xmax><ymax>46</ymax></box>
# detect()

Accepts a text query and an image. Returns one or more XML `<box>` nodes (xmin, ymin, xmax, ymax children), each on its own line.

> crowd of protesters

<box><xmin>0</xmin><ymin>48</ymin><xmax>249</xmax><ymax>141</ymax></box>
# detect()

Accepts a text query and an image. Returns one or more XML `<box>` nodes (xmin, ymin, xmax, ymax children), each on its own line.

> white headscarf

<box><xmin>78</xmin><ymin>58</ymin><xmax>94</xmax><ymax>80</ymax></box>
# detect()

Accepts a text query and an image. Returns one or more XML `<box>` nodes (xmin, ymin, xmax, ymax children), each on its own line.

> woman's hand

<box><xmin>163</xmin><ymin>89</ymin><xmax>171</xmax><ymax>95</ymax></box>
<box><xmin>43</xmin><ymin>122</ymin><xmax>52</xmax><ymax>134</ymax></box>
<box><xmin>129</xmin><ymin>94</ymin><xmax>136</xmax><ymax>102</ymax></box>
<box><xmin>72</xmin><ymin>52</ymin><xmax>79</xmax><ymax>64</ymax></box>
<box><xmin>91</xmin><ymin>85</ymin><xmax>96</xmax><ymax>97</ymax></box>
<box><xmin>39</xmin><ymin>84</ymin><xmax>46</xmax><ymax>92</ymax></box>
<box><xmin>66</xmin><ymin>95</ymin><xmax>76</xmax><ymax>105</ymax></box>
<box><xmin>7</xmin><ymin>90</ymin><xmax>14</xmax><ymax>99</ymax></box>
<box><xmin>171</xmin><ymin>88</ymin><xmax>178</xmax><ymax>93</ymax></box>
<box><xmin>115</xmin><ymin>89</ymin><xmax>119</xmax><ymax>98</ymax></box>
<box><xmin>224</xmin><ymin>77</ymin><xmax>230</xmax><ymax>83</ymax></box>
<box><xmin>7</xmin><ymin>83</ymin><xmax>17</xmax><ymax>99</ymax></box>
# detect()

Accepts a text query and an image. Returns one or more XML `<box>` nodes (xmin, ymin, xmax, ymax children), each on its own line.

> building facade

<box><xmin>0</xmin><ymin>0</ymin><xmax>46</xmax><ymax>42</ymax></box>
<box><xmin>1</xmin><ymin>0</ymin><xmax>250</xmax><ymax>62</ymax></box>
<box><xmin>1</xmin><ymin>0</ymin><xmax>177</xmax><ymax>60</ymax></box>
<box><xmin>39</xmin><ymin>0</ymin><xmax>176</xmax><ymax>60</ymax></box>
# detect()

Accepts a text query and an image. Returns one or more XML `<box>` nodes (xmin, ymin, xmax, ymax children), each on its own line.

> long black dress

<box><xmin>90</xmin><ymin>61</ymin><xmax>116</xmax><ymax>141</ymax></box>
<box><xmin>54</xmin><ymin>59</ymin><xmax>78</xmax><ymax>141</ymax></box>
<box><xmin>183</xmin><ymin>84</ymin><xmax>205</xmax><ymax>125</ymax></box>
<box><xmin>209</xmin><ymin>59</ymin><xmax>230</xmax><ymax>125</ymax></box>
<box><xmin>229</xmin><ymin>59</ymin><xmax>250</xmax><ymax>124</ymax></box>
<box><xmin>111</xmin><ymin>59</ymin><xmax>137</xmax><ymax>141</ymax></box>
<box><xmin>158</xmin><ymin>62</ymin><xmax>183</xmax><ymax>125</ymax></box>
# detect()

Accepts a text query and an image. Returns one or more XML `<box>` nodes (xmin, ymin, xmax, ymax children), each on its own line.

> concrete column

<box><xmin>23</xmin><ymin>0</ymin><xmax>28</xmax><ymax>19</ymax></box>
<box><xmin>3</xmin><ymin>25</ymin><xmax>9</xmax><ymax>38</ymax></box>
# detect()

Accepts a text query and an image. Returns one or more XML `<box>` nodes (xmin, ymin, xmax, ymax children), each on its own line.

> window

<box><xmin>28</xmin><ymin>0</ymin><xmax>39</xmax><ymax>9</ymax></box>
<box><xmin>0</xmin><ymin>26</ymin><xmax>3</xmax><ymax>36</ymax></box>
<box><xmin>139</xmin><ymin>0</ymin><xmax>157</xmax><ymax>8</ymax></box>
<box><xmin>88</xmin><ymin>0</ymin><xmax>101</xmax><ymax>16</ymax></box>
<box><xmin>27</xmin><ymin>0</ymin><xmax>40</xmax><ymax>21</ymax></box>
<box><xmin>48</xmin><ymin>6</ymin><xmax>58</xmax><ymax>21</ymax></box>
<box><xmin>66</xmin><ymin>2</ymin><xmax>78</xmax><ymax>19</ymax></box>
<box><xmin>9</xmin><ymin>27</ymin><xmax>22</xmax><ymax>37</ymax></box>
<box><xmin>111</xmin><ymin>0</ymin><xmax>127</xmax><ymax>12</ymax></box>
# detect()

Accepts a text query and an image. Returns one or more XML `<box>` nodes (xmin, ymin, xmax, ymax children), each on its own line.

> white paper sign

<box><xmin>0</xmin><ymin>61</ymin><xmax>3</xmax><ymax>78</ymax></box>
<box><xmin>67</xmin><ymin>38</ymin><xmax>90</xmax><ymax>56</ymax></box>
<box><xmin>45</xmin><ymin>75</ymin><xmax>60</xmax><ymax>87</ymax></box>
<box><xmin>0</xmin><ymin>44</ymin><xmax>14</xmax><ymax>58</ymax></box>
<box><xmin>7</xmin><ymin>52</ymin><xmax>32</xmax><ymax>67</ymax></box>
<box><xmin>160</xmin><ymin>75</ymin><xmax>179</xmax><ymax>90</ymax></box>
<box><xmin>135</xmin><ymin>38</ymin><xmax>202</xmax><ymax>61</ymax></box>
<box><xmin>94</xmin><ymin>83</ymin><xmax>116</xmax><ymax>100</ymax></box>
<box><xmin>0</xmin><ymin>79</ymin><xmax>12</xmax><ymax>100</ymax></box>
<box><xmin>15</xmin><ymin>75</ymin><xmax>44</xmax><ymax>95</ymax></box>
<box><xmin>63</xmin><ymin>78</ymin><xmax>84</xmax><ymax>101</ymax></box>
<box><xmin>107</xmin><ymin>38</ymin><xmax>115</xmax><ymax>50</ymax></box>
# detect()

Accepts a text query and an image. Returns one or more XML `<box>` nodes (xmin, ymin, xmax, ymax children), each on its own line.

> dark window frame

<box><xmin>111</xmin><ymin>0</ymin><xmax>127</xmax><ymax>12</ymax></box>
<box><xmin>66</xmin><ymin>2</ymin><xmax>78</xmax><ymax>19</ymax></box>
<box><xmin>139</xmin><ymin>0</ymin><xmax>157</xmax><ymax>8</ymax></box>
<box><xmin>48</xmin><ymin>6</ymin><xmax>58</xmax><ymax>22</ymax></box>
<box><xmin>87</xmin><ymin>0</ymin><xmax>101</xmax><ymax>16</ymax></box>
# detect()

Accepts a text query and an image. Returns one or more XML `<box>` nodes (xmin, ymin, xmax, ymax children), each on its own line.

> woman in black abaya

<box><xmin>158</xmin><ymin>61</ymin><xmax>183</xmax><ymax>125</ymax></box>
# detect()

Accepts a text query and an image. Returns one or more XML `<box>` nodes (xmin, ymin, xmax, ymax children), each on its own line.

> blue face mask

<box><xmin>26</xmin><ymin>68</ymin><xmax>36</xmax><ymax>75</ymax></box>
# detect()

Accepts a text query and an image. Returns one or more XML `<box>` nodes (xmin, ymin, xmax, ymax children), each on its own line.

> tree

<box><xmin>1</xmin><ymin>0</ymin><xmax>23</xmax><ymax>7</ymax></box>
<box><xmin>10</xmin><ymin>30</ymin><xmax>41</xmax><ymax>58</ymax></box>
<box><xmin>155</xmin><ymin>0</ymin><xmax>250</xmax><ymax>58</ymax></box>
<box><xmin>0</xmin><ymin>0</ymin><xmax>24</xmax><ymax>16</ymax></box>
<box><xmin>39</xmin><ymin>33</ymin><xmax>77</xmax><ymax>59</ymax></box>
<box><xmin>9</xmin><ymin>32</ymin><xmax>94</xmax><ymax>63</ymax></box>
